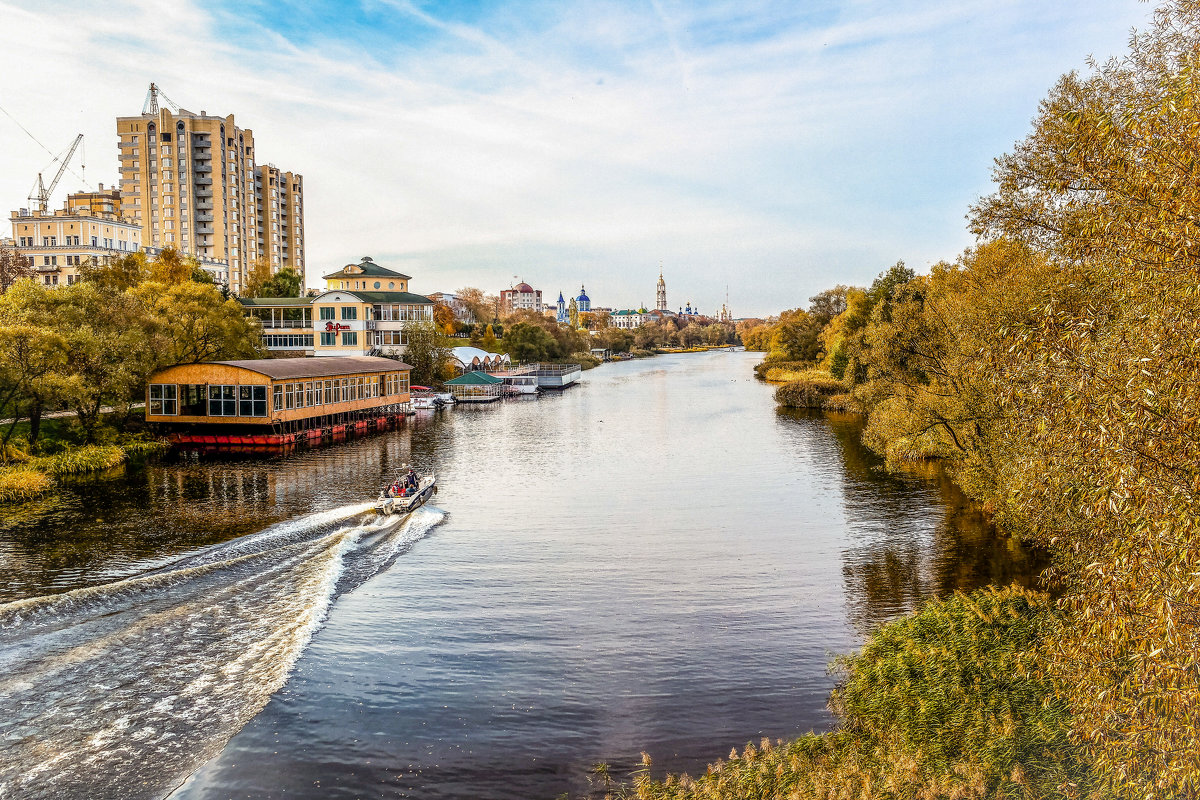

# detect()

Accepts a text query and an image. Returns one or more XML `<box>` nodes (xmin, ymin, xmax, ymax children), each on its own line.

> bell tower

<box><xmin>656</xmin><ymin>270</ymin><xmax>667</xmax><ymax>311</ymax></box>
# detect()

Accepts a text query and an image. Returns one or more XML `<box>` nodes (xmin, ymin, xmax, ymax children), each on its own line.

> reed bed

<box><xmin>773</xmin><ymin>372</ymin><xmax>847</xmax><ymax>409</ymax></box>
<box><xmin>0</xmin><ymin>466</ymin><xmax>54</xmax><ymax>503</ymax></box>
<box><xmin>30</xmin><ymin>445</ymin><xmax>127</xmax><ymax>476</ymax></box>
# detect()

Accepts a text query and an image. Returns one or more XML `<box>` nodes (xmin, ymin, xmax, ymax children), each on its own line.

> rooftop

<box><xmin>321</xmin><ymin>256</ymin><xmax>412</xmax><ymax>281</ymax></box>
<box><xmin>210</xmin><ymin>356</ymin><xmax>412</xmax><ymax>380</ymax></box>
<box><xmin>445</xmin><ymin>371</ymin><xmax>504</xmax><ymax>385</ymax></box>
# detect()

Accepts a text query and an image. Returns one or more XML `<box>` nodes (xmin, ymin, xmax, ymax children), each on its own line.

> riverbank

<box><xmin>591</xmin><ymin>586</ymin><xmax>1088</xmax><ymax>800</ymax></box>
<box><xmin>0</xmin><ymin>416</ymin><xmax>169</xmax><ymax>503</ymax></box>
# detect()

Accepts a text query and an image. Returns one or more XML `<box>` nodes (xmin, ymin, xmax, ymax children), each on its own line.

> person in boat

<box><xmin>388</xmin><ymin>479</ymin><xmax>402</xmax><ymax>498</ymax></box>
<box><xmin>405</xmin><ymin>468</ymin><xmax>418</xmax><ymax>490</ymax></box>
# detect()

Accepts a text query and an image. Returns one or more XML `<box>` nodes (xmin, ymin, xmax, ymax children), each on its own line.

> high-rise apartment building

<box><xmin>116</xmin><ymin>91</ymin><xmax>303</xmax><ymax>293</ymax></box>
<box><xmin>256</xmin><ymin>165</ymin><xmax>304</xmax><ymax>273</ymax></box>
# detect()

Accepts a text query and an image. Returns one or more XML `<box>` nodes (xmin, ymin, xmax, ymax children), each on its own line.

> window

<box><xmin>319</xmin><ymin>306</ymin><xmax>335</xmax><ymax>320</ymax></box>
<box><xmin>238</xmin><ymin>385</ymin><xmax>267</xmax><ymax>417</ymax></box>
<box><xmin>313</xmin><ymin>382</ymin><xmax>322</xmax><ymax>406</ymax></box>
<box><xmin>274</xmin><ymin>385</ymin><xmax>283</xmax><ymax>411</ymax></box>
<box><xmin>342</xmin><ymin>331</ymin><xmax>358</xmax><ymax>346</ymax></box>
<box><xmin>323</xmin><ymin>380</ymin><xmax>332</xmax><ymax>404</ymax></box>
<box><xmin>207</xmin><ymin>385</ymin><xmax>236</xmax><ymax>416</ymax></box>
<box><xmin>340</xmin><ymin>306</ymin><xmax>357</xmax><ymax>320</ymax></box>
<box><xmin>149</xmin><ymin>384</ymin><xmax>177</xmax><ymax>415</ymax></box>
<box><xmin>304</xmin><ymin>381</ymin><xmax>313</xmax><ymax>406</ymax></box>
<box><xmin>181</xmin><ymin>385</ymin><xmax>206</xmax><ymax>415</ymax></box>
<box><xmin>320</xmin><ymin>332</ymin><xmax>336</xmax><ymax>346</ymax></box>
<box><xmin>285</xmin><ymin>383</ymin><xmax>295</xmax><ymax>410</ymax></box>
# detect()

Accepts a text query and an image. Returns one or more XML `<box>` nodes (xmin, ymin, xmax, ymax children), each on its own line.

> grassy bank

<box><xmin>0</xmin><ymin>424</ymin><xmax>168</xmax><ymax>504</ymax></box>
<box><xmin>591</xmin><ymin>587</ymin><xmax>1090</xmax><ymax>800</ymax></box>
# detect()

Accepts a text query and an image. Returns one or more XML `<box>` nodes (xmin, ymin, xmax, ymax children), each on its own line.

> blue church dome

<box><xmin>577</xmin><ymin>291</ymin><xmax>589</xmax><ymax>302</ymax></box>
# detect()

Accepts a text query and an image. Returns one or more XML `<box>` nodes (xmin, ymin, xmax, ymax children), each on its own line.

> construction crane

<box><xmin>27</xmin><ymin>133</ymin><xmax>84</xmax><ymax>214</ymax></box>
<box><xmin>143</xmin><ymin>82</ymin><xmax>180</xmax><ymax>115</ymax></box>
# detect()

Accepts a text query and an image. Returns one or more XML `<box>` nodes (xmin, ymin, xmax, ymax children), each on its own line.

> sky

<box><xmin>0</xmin><ymin>0</ymin><xmax>1156</xmax><ymax>317</ymax></box>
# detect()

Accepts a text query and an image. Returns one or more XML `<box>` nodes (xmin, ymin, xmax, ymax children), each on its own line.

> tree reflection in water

<box><xmin>777</xmin><ymin>407</ymin><xmax>1048</xmax><ymax>634</ymax></box>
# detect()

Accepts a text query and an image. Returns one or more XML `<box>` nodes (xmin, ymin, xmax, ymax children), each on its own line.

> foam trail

<box><xmin>0</xmin><ymin>505</ymin><xmax>444</xmax><ymax>800</ymax></box>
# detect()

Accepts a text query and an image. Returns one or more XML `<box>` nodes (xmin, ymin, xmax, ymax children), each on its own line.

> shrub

<box><xmin>0</xmin><ymin>466</ymin><xmax>53</xmax><ymax>503</ymax></box>
<box><xmin>753</xmin><ymin>359</ymin><xmax>809</xmax><ymax>380</ymax></box>
<box><xmin>568</xmin><ymin>352</ymin><xmax>602</xmax><ymax>370</ymax></box>
<box><xmin>773</xmin><ymin>373</ymin><xmax>846</xmax><ymax>408</ymax></box>
<box><xmin>630</xmin><ymin>348</ymin><xmax>655</xmax><ymax>358</ymax></box>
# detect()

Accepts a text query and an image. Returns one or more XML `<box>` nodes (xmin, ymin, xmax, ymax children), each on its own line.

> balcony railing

<box><xmin>257</xmin><ymin>320</ymin><xmax>313</xmax><ymax>329</ymax></box>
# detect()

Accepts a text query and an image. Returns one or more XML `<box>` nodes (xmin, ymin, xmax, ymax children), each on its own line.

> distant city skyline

<box><xmin>0</xmin><ymin>0</ymin><xmax>1156</xmax><ymax>316</ymax></box>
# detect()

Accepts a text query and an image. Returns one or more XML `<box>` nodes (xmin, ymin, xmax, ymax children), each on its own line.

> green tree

<box><xmin>255</xmin><ymin>266</ymin><xmax>302</xmax><ymax>298</ymax></box>
<box><xmin>504</xmin><ymin>322</ymin><xmax>557</xmax><ymax>363</ymax></box>
<box><xmin>402</xmin><ymin>321</ymin><xmax>452</xmax><ymax>386</ymax></box>
<box><xmin>134</xmin><ymin>281</ymin><xmax>263</xmax><ymax>364</ymax></box>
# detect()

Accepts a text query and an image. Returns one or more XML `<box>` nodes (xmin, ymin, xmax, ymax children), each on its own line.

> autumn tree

<box><xmin>433</xmin><ymin>302</ymin><xmax>457</xmax><ymax>335</ymax></box>
<box><xmin>0</xmin><ymin>242</ymin><xmax>34</xmax><ymax>293</ymax></box>
<box><xmin>455</xmin><ymin>286</ymin><xmax>493</xmax><ymax>325</ymax></box>
<box><xmin>967</xmin><ymin>3</ymin><xmax>1200</xmax><ymax>793</ymax></box>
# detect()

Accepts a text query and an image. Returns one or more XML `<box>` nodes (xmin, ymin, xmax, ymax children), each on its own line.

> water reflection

<box><xmin>777</xmin><ymin>408</ymin><xmax>1047</xmax><ymax>633</ymax></box>
<box><xmin>0</xmin><ymin>353</ymin><xmax>1048</xmax><ymax>800</ymax></box>
<box><xmin>0</xmin><ymin>415</ymin><xmax>460</xmax><ymax>602</ymax></box>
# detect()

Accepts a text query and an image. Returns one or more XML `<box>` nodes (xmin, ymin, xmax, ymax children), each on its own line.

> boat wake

<box><xmin>0</xmin><ymin>505</ymin><xmax>444</xmax><ymax>800</ymax></box>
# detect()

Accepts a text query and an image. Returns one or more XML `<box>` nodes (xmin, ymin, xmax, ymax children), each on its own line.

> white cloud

<box><xmin>0</xmin><ymin>0</ymin><xmax>1155</xmax><ymax>315</ymax></box>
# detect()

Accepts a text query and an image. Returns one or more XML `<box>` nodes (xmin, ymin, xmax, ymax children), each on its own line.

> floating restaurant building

<box><xmin>145</xmin><ymin>355</ymin><xmax>411</xmax><ymax>446</ymax></box>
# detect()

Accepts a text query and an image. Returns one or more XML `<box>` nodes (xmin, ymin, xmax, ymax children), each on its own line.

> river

<box><xmin>0</xmin><ymin>351</ymin><xmax>1043</xmax><ymax>799</ymax></box>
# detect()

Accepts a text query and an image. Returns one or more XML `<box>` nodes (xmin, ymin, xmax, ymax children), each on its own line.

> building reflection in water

<box><xmin>0</xmin><ymin>415</ymin><xmax>458</xmax><ymax>603</ymax></box>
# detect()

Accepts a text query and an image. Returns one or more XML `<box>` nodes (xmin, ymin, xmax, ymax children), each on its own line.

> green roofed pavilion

<box><xmin>444</xmin><ymin>371</ymin><xmax>504</xmax><ymax>385</ymax></box>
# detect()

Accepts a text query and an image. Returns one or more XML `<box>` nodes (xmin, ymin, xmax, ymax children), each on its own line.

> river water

<box><xmin>0</xmin><ymin>351</ymin><xmax>1043</xmax><ymax>799</ymax></box>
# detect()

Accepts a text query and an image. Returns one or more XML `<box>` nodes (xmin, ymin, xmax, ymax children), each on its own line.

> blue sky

<box><xmin>0</xmin><ymin>0</ymin><xmax>1156</xmax><ymax>316</ymax></box>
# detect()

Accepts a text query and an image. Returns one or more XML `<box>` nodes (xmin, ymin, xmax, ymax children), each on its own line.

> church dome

<box><xmin>514</xmin><ymin>282</ymin><xmax>534</xmax><ymax>293</ymax></box>
<box><xmin>577</xmin><ymin>285</ymin><xmax>590</xmax><ymax>302</ymax></box>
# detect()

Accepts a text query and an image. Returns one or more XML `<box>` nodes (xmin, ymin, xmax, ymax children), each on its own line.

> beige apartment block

<box><xmin>256</xmin><ymin>165</ymin><xmax>304</xmax><ymax>274</ymax></box>
<box><xmin>10</xmin><ymin>200</ymin><xmax>142</xmax><ymax>287</ymax></box>
<box><xmin>66</xmin><ymin>184</ymin><xmax>122</xmax><ymax>217</ymax></box>
<box><xmin>116</xmin><ymin>103</ymin><xmax>303</xmax><ymax>294</ymax></box>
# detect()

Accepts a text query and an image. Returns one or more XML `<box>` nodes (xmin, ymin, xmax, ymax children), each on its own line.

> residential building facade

<box><xmin>500</xmin><ymin>281</ymin><xmax>541</xmax><ymax>315</ymax></box>
<box><xmin>116</xmin><ymin>98</ymin><xmax>303</xmax><ymax>293</ymax></box>
<box><xmin>610</xmin><ymin>309</ymin><xmax>646</xmax><ymax>329</ymax></box>
<box><xmin>9</xmin><ymin>199</ymin><xmax>142</xmax><ymax>286</ymax></box>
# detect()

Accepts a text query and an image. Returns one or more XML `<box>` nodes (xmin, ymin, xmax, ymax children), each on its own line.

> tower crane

<box><xmin>143</xmin><ymin>82</ymin><xmax>180</xmax><ymax>115</ymax></box>
<box><xmin>27</xmin><ymin>133</ymin><xmax>84</xmax><ymax>214</ymax></box>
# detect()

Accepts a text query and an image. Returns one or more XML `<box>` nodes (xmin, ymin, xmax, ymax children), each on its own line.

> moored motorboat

<box><xmin>374</xmin><ymin>470</ymin><xmax>437</xmax><ymax>516</ymax></box>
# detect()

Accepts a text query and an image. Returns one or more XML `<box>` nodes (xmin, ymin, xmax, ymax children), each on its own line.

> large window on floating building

<box><xmin>208</xmin><ymin>385</ymin><xmax>236</xmax><ymax>416</ymax></box>
<box><xmin>238</xmin><ymin>385</ymin><xmax>267</xmax><ymax>417</ymax></box>
<box><xmin>149</xmin><ymin>384</ymin><xmax>177</xmax><ymax>415</ymax></box>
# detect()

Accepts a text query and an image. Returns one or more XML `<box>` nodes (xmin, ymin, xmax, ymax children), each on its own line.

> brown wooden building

<box><xmin>146</xmin><ymin>357</ymin><xmax>411</xmax><ymax>440</ymax></box>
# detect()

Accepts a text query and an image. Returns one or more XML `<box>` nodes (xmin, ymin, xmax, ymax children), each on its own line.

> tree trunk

<box><xmin>27</xmin><ymin>399</ymin><xmax>42</xmax><ymax>449</ymax></box>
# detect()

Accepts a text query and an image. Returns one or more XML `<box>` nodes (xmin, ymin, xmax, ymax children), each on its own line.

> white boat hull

<box><xmin>374</xmin><ymin>475</ymin><xmax>437</xmax><ymax>515</ymax></box>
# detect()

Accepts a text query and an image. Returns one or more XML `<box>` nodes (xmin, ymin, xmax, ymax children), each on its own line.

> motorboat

<box><xmin>374</xmin><ymin>470</ymin><xmax>437</xmax><ymax>515</ymax></box>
